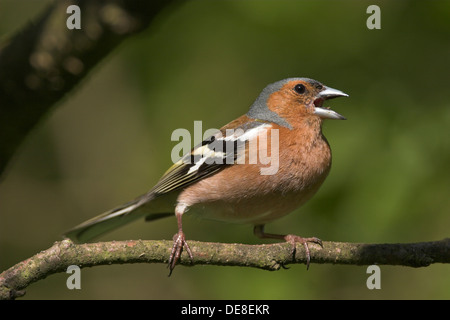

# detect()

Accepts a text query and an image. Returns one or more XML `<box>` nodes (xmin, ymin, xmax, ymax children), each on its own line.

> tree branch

<box><xmin>1</xmin><ymin>238</ymin><xmax>449</xmax><ymax>300</ymax></box>
<box><xmin>0</xmin><ymin>0</ymin><xmax>178</xmax><ymax>176</ymax></box>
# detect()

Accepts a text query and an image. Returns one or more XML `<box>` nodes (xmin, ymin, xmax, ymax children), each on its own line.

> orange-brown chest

<box><xmin>177</xmin><ymin>118</ymin><xmax>332</xmax><ymax>224</ymax></box>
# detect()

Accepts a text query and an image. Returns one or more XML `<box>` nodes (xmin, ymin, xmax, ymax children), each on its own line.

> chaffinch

<box><xmin>64</xmin><ymin>77</ymin><xmax>348</xmax><ymax>274</ymax></box>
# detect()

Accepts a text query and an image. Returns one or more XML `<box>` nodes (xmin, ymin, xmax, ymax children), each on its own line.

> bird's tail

<box><xmin>63</xmin><ymin>193</ymin><xmax>172</xmax><ymax>243</ymax></box>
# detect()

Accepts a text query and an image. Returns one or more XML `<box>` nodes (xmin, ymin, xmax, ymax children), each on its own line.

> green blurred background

<box><xmin>1</xmin><ymin>0</ymin><xmax>449</xmax><ymax>299</ymax></box>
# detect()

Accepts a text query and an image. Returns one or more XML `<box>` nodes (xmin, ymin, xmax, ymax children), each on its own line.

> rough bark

<box><xmin>1</xmin><ymin>238</ymin><xmax>449</xmax><ymax>300</ymax></box>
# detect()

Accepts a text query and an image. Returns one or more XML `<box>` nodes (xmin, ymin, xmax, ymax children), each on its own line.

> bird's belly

<box><xmin>187</xmin><ymin>189</ymin><xmax>315</xmax><ymax>225</ymax></box>
<box><xmin>177</xmin><ymin>134</ymin><xmax>332</xmax><ymax>225</ymax></box>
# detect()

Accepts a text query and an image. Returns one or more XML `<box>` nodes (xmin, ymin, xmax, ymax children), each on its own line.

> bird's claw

<box><xmin>168</xmin><ymin>231</ymin><xmax>193</xmax><ymax>276</ymax></box>
<box><xmin>284</xmin><ymin>235</ymin><xmax>322</xmax><ymax>270</ymax></box>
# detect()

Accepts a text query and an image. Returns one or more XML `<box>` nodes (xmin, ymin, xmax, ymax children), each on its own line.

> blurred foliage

<box><xmin>0</xmin><ymin>0</ymin><xmax>449</xmax><ymax>299</ymax></box>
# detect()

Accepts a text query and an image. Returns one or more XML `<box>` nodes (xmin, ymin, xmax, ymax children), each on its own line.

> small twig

<box><xmin>1</xmin><ymin>238</ymin><xmax>449</xmax><ymax>300</ymax></box>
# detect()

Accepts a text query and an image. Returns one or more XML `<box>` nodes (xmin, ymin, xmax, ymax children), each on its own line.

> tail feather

<box><xmin>63</xmin><ymin>193</ymin><xmax>172</xmax><ymax>243</ymax></box>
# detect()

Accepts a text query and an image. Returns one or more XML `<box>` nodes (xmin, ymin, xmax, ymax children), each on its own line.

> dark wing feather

<box><xmin>150</xmin><ymin>120</ymin><xmax>268</xmax><ymax>195</ymax></box>
<box><xmin>64</xmin><ymin>119</ymin><xmax>269</xmax><ymax>242</ymax></box>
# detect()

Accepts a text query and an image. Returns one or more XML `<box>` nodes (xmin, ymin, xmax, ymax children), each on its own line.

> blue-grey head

<box><xmin>247</xmin><ymin>78</ymin><xmax>348</xmax><ymax>129</ymax></box>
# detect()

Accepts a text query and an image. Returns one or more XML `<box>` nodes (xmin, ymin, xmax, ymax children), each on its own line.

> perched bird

<box><xmin>64</xmin><ymin>78</ymin><xmax>348</xmax><ymax>274</ymax></box>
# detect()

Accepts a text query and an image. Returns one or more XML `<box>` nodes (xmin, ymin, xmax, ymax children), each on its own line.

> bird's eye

<box><xmin>294</xmin><ymin>84</ymin><xmax>306</xmax><ymax>94</ymax></box>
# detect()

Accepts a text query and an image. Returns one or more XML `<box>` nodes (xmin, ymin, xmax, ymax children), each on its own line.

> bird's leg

<box><xmin>253</xmin><ymin>224</ymin><xmax>322</xmax><ymax>270</ymax></box>
<box><xmin>168</xmin><ymin>204</ymin><xmax>193</xmax><ymax>276</ymax></box>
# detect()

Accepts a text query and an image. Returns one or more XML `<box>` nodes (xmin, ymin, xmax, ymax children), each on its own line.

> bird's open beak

<box><xmin>314</xmin><ymin>86</ymin><xmax>348</xmax><ymax>120</ymax></box>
